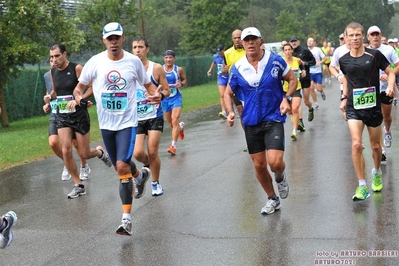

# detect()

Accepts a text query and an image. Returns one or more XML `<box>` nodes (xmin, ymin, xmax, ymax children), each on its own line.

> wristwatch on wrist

<box><xmin>286</xmin><ymin>95</ymin><xmax>293</xmax><ymax>104</ymax></box>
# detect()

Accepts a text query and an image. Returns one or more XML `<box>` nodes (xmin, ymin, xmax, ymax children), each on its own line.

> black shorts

<box><xmin>48</xmin><ymin>120</ymin><xmax>58</xmax><ymax>136</ymax></box>
<box><xmin>380</xmin><ymin>91</ymin><xmax>393</xmax><ymax>105</ymax></box>
<box><xmin>300</xmin><ymin>77</ymin><xmax>311</xmax><ymax>89</ymax></box>
<box><xmin>136</xmin><ymin>116</ymin><xmax>164</xmax><ymax>135</ymax></box>
<box><xmin>244</xmin><ymin>122</ymin><xmax>285</xmax><ymax>154</ymax></box>
<box><xmin>233</xmin><ymin>95</ymin><xmax>242</xmax><ymax>106</ymax></box>
<box><xmin>346</xmin><ymin>107</ymin><xmax>383</xmax><ymax>128</ymax></box>
<box><xmin>48</xmin><ymin>120</ymin><xmax>77</xmax><ymax>138</ymax></box>
<box><xmin>293</xmin><ymin>90</ymin><xmax>302</xmax><ymax>98</ymax></box>
<box><xmin>56</xmin><ymin>107</ymin><xmax>90</xmax><ymax>135</ymax></box>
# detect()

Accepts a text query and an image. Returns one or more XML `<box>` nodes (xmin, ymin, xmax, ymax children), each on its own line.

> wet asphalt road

<box><xmin>1</xmin><ymin>79</ymin><xmax>399</xmax><ymax>266</ymax></box>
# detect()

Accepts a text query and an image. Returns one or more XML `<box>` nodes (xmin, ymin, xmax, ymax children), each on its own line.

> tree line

<box><xmin>0</xmin><ymin>0</ymin><xmax>396</xmax><ymax>127</ymax></box>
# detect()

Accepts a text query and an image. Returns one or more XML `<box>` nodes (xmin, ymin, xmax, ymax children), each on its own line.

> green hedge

<box><xmin>5</xmin><ymin>67</ymin><xmax>49</xmax><ymax>122</ymax></box>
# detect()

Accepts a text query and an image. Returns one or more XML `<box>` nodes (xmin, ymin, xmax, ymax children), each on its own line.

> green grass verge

<box><xmin>0</xmin><ymin>82</ymin><xmax>220</xmax><ymax>170</ymax></box>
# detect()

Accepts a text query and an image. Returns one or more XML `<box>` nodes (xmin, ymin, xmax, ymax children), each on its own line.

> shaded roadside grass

<box><xmin>0</xmin><ymin>82</ymin><xmax>220</xmax><ymax>170</ymax></box>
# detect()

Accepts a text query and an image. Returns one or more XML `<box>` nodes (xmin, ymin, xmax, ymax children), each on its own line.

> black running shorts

<box><xmin>346</xmin><ymin>107</ymin><xmax>383</xmax><ymax>128</ymax></box>
<box><xmin>137</xmin><ymin>116</ymin><xmax>164</xmax><ymax>135</ymax></box>
<box><xmin>56</xmin><ymin>107</ymin><xmax>90</xmax><ymax>135</ymax></box>
<box><xmin>244</xmin><ymin>122</ymin><xmax>285</xmax><ymax>154</ymax></box>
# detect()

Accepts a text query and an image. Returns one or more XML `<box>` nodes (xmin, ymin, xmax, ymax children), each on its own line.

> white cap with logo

<box><xmin>241</xmin><ymin>27</ymin><xmax>262</xmax><ymax>40</ymax></box>
<box><xmin>103</xmin><ymin>22</ymin><xmax>123</xmax><ymax>39</ymax></box>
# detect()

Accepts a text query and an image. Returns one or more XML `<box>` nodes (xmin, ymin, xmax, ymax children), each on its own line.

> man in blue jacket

<box><xmin>224</xmin><ymin>27</ymin><xmax>297</xmax><ymax>215</ymax></box>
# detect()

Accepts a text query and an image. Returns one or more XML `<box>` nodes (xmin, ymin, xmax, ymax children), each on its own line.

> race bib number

<box><xmin>137</xmin><ymin>100</ymin><xmax>154</xmax><ymax>116</ymax></box>
<box><xmin>50</xmin><ymin>99</ymin><xmax>58</xmax><ymax>114</ymax></box>
<box><xmin>217</xmin><ymin>64</ymin><xmax>223</xmax><ymax>75</ymax></box>
<box><xmin>101</xmin><ymin>91</ymin><xmax>128</xmax><ymax>114</ymax></box>
<box><xmin>292</xmin><ymin>68</ymin><xmax>300</xmax><ymax>79</ymax></box>
<box><xmin>170</xmin><ymin>85</ymin><xmax>177</xmax><ymax>97</ymax></box>
<box><xmin>353</xmin><ymin>87</ymin><xmax>377</xmax><ymax>110</ymax></box>
<box><xmin>57</xmin><ymin>95</ymin><xmax>75</xmax><ymax>113</ymax></box>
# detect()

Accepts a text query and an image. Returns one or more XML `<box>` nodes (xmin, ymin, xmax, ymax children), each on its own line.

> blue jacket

<box><xmin>229</xmin><ymin>51</ymin><xmax>287</xmax><ymax>126</ymax></box>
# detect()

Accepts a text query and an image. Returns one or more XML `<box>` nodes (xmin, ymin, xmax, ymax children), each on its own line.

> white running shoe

<box><xmin>384</xmin><ymin>127</ymin><xmax>392</xmax><ymax>148</ymax></box>
<box><xmin>134</xmin><ymin>167</ymin><xmax>151</xmax><ymax>199</ymax></box>
<box><xmin>277</xmin><ymin>174</ymin><xmax>289</xmax><ymax>199</ymax></box>
<box><xmin>152</xmin><ymin>182</ymin><xmax>164</xmax><ymax>196</ymax></box>
<box><xmin>261</xmin><ymin>198</ymin><xmax>281</xmax><ymax>215</ymax></box>
<box><xmin>116</xmin><ymin>218</ymin><xmax>132</xmax><ymax>236</ymax></box>
<box><xmin>79</xmin><ymin>165</ymin><xmax>91</xmax><ymax>181</ymax></box>
<box><xmin>61</xmin><ymin>165</ymin><xmax>71</xmax><ymax>181</ymax></box>
<box><xmin>96</xmin><ymin>146</ymin><xmax>112</xmax><ymax>167</ymax></box>
<box><xmin>0</xmin><ymin>211</ymin><xmax>17</xmax><ymax>249</ymax></box>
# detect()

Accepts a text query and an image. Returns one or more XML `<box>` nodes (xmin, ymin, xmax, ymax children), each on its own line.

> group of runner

<box><xmin>39</xmin><ymin>23</ymin><xmax>187</xmax><ymax>236</ymax></box>
<box><xmin>3</xmin><ymin>21</ymin><xmax>399</xmax><ymax>248</ymax></box>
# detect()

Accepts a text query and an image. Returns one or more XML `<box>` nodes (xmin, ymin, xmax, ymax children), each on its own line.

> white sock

<box><xmin>171</xmin><ymin>141</ymin><xmax>176</xmax><ymax>147</ymax></box>
<box><xmin>359</xmin><ymin>179</ymin><xmax>367</xmax><ymax>187</ymax></box>
<box><xmin>372</xmin><ymin>168</ymin><xmax>381</xmax><ymax>175</ymax></box>
<box><xmin>122</xmin><ymin>213</ymin><xmax>131</xmax><ymax>220</ymax></box>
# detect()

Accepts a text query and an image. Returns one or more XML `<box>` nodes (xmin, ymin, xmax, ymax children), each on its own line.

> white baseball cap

<box><xmin>103</xmin><ymin>22</ymin><xmax>123</xmax><ymax>39</ymax></box>
<box><xmin>241</xmin><ymin>27</ymin><xmax>262</xmax><ymax>40</ymax></box>
<box><xmin>367</xmin><ymin>25</ymin><xmax>381</xmax><ymax>35</ymax></box>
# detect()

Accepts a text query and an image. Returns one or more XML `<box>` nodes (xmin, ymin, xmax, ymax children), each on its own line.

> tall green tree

<box><xmin>0</xmin><ymin>0</ymin><xmax>84</xmax><ymax>127</ymax></box>
<box><xmin>76</xmin><ymin>0</ymin><xmax>141</xmax><ymax>54</ymax></box>
<box><xmin>276</xmin><ymin>0</ymin><xmax>394</xmax><ymax>45</ymax></box>
<box><xmin>141</xmin><ymin>0</ymin><xmax>188</xmax><ymax>56</ymax></box>
<box><xmin>180</xmin><ymin>0</ymin><xmax>250</xmax><ymax>54</ymax></box>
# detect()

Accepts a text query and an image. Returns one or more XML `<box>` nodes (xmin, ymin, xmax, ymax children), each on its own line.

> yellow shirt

<box><xmin>224</xmin><ymin>46</ymin><xmax>246</xmax><ymax>72</ymax></box>
<box><xmin>321</xmin><ymin>47</ymin><xmax>331</xmax><ymax>64</ymax></box>
<box><xmin>283</xmin><ymin>56</ymin><xmax>302</xmax><ymax>92</ymax></box>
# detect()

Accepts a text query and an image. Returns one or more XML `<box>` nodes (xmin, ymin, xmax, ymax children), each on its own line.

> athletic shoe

<box><xmin>321</xmin><ymin>91</ymin><xmax>326</xmax><ymax>100</ymax></box>
<box><xmin>328</xmin><ymin>79</ymin><xmax>332</xmax><ymax>86</ymax></box>
<box><xmin>291</xmin><ymin>131</ymin><xmax>297</xmax><ymax>141</ymax></box>
<box><xmin>61</xmin><ymin>165</ymin><xmax>71</xmax><ymax>181</ymax></box>
<box><xmin>167</xmin><ymin>145</ymin><xmax>176</xmax><ymax>155</ymax></box>
<box><xmin>116</xmin><ymin>218</ymin><xmax>132</xmax><ymax>236</ymax></box>
<box><xmin>261</xmin><ymin>197</ymin><xmax>281</xmax><ymax>215</ymax></box>
<box><xmin>394</xmin><ymin>98</ymin><xmax>398</xmax><ymax>106</ymax></box>
<box><xmin>277</xmin><ymin>174</ymin><xmax>289</xmax><ymax>199</ymax></box>
<box><xmin>243</xmin><ymin>146</ymin><xmax>248</xmax><ymax>152</ymax></box>
<box><xmin>324</xmin><ymin>78</ymin><xmax>328</xmax><ymax>83</ymax></box>
<box><xmin>67</xmin><ymin>185</ymin><xmax>86</xmax><ymax>199</ymax></box>
<box><xmin>384</xmin><ymin>127</ymin><xmax>392</xmax><ymax>148</ymax></box>
<box><xmin>308</xmin><ymin>108</ymin><xmax>314</xmax><ymax>122</ymax></box>
<box><xmin>372</xmin><ymin>173</ymin><xmax>383</xmax><ymax>192</ymax></box>
<box><xmin>352</xmin><ymin>186</ymin><xmax>370</xmax><ymax>201</ymax></box>
<box><xmin>179</xmin><ymin>122</ymin><xmax>185</xmax><ymax>140</ymax></box>
<box><xmin>134</xmin><ymin>167</ymin><xmax>150</xmax><ymax>199</ymax></box>
<box><xmin>79</xmin><ymin>165</ymin><xmax>91</xmax><ymax>181</ymax></box>
<box><xmin>96</xmin><ymin>146</ymin><xmax>112</xmax><ymax>167</ymax></box>
<box><xmin>152</xmin><ymin>182</ymin><xmax>164</xmax><ymax>196</ymax></box>
<box><xmin>218</xmin><ymin>111</ymin><xmax>227</xmax><ymax>119</ymax></box>
<box><xmin>298</xmin><ymin>121</ymin><xmax>306</xmax><ymax>132</ymax></box>
<box><xmin>314</xmin><ymin>102</ymin><xmax>320</xmax><ymax>110</ymax></box>
<box><xmin>381</xmin><ymin>150</ymin><xmax>387</xmax><ymax>164</ymax></box>
<box><xmin>0</xmin><ymin>211</ymin><xmax>17</xmax><ymax>249</ymax></box>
